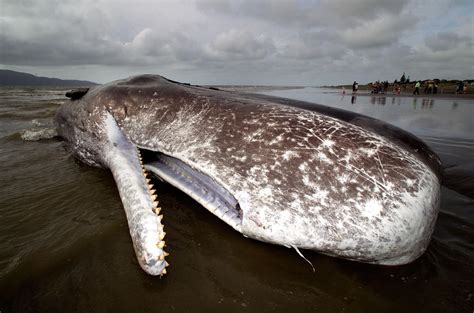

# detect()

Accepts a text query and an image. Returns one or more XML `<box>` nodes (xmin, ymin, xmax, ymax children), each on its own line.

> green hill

<box><xmin>0</xmin><ymin>69</ymin><xmax>97</xmax><ymax>86</ymax></box>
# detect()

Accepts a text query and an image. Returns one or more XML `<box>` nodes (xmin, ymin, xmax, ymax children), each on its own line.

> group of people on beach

<box><xmin>413</xmin><ymin>80</ymin><xmax>439</xmax><ymax>95</ymax></box>
<box><xmin>370</xmin><ymin>81</ymin><xmax>390</xmax><ymax>94</ymax></box>
<box><xmin>341</xmin><ymin>78</ymin><xmax>469</xmax><ymax>96</ymax></box>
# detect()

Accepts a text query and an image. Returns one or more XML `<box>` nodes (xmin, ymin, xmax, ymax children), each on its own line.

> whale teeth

<box><xmin>151</xmin><ymin>194</ymin><xmax>157</xmax><ymax>201</ymax></box>
<box><xmin>165</xmin><ymin>261</ymin><xmax>169</xmax><ymax>267</ymax></box>
<box><xmin>153</xmin><ymin>201</ymin><xmax>159</xmax><ymax>207</ymax></box>
<box><xmin>149</xmin><ymin>189</ymin><xmax>156</xmax><ymax>195</ymax></box>
<box><xmin>157</xmin><ymin>241</ymin><xmax>165</xmax><ymax>249</ymax></box>
<box><xmin>160</xmin><ymin>232</ymin><xmax>166</xmax><ymax>240</ymax></box>
<box><xmin>154</xmin><ymin>206</ymin><xmax>161</xmax><ymax>214</ymax></box>
<box><xmin>164</xmin><ymin>251</ymin><xmax>169</xmax><ymax>257</ymax></box>
<box><xmin>148</xmin><ymin>184</ymin><xmax>154</xmax><ymax>190</ymax></box>
<box><xmin>146</xmin><ymin>178</ymin><xmax>151</xmax><ymax>183</ymax></box>
<box><xmin>159</xmin><ymin>253</ymin><xmax>165</xmax><ymax>260</ymax></box>
<box><xmin>161</xmin><ymin>268</ymin><xmax>167</xmax><ymax>275</ymax></box>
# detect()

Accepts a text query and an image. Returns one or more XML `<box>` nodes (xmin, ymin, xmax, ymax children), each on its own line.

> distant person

<box><xmin>427</xmin><ymin>81</ymin><xmax>434</xmax><ymax>94</ymax></box>
<box><xmin>352</xmin><ymin>81</ymin><xmax>358</xmax><ymax>94</ymax></box>
<box><xmin>413</xmin><ymin>81</ymin><xmax>421</xmax><ymax>95</ymax></box>
<box><xmin>342</xmin><ymin>86</ymin><xmax>346</xmax><ymax>95</ymax></box>
<box><xmin>456</xmin><ymin>81</ymin><xmax>464</xmax><ymax>94</ymax></box>
<box><xmin>373</xmin><ymin>81</ymin><xmax>380</xmax><ymax>94</ymax></box>
<box><xmin>395</xmin><ymin>84</ymin><xmax>401</xmax><ymax>95</ymax></box>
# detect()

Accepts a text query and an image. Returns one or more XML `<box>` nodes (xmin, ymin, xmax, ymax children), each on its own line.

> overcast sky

<box><xmin>1</xmin><ymin>0</ymin><xmax>473</xmax><ymax>85</ymax></box>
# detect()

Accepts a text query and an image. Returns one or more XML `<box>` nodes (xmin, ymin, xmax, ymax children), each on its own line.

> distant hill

<box><xmin>0</xmin><ymin>69</ymin><xmax>98</xmax><ymax>86</ymax></box>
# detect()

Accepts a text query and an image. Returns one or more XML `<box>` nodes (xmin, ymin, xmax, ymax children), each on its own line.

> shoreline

<box><xmin>208</xmin><ymin>85</ymin><xmax>305</xmax><ymax>92</ymax></box>
<box><xmin>321</xmin><ymin>89</ymin><xmax>474</xmax><ymax>100</ymax></box>
<box><xmin>211</xmin><ymin>85</ymin><xmax>474</xmax><ymax>99</ymax></box>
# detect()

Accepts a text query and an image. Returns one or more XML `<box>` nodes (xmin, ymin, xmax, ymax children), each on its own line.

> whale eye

<box><xmin>65</xmin><ymin>88</ymin><xmax>89</xmax><ymax>100</ymax></box>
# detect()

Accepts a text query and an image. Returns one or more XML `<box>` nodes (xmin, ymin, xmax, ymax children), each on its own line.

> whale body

<box><xmin>55</xmin><ymin>75</ymin><xmax>441</xmax><ymax>276</ymax></box>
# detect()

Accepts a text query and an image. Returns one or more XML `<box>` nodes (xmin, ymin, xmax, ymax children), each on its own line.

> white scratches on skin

<box><xmin>112</xmin><ymin>85</ymin><xmax>439</xmax><ymax>266</ymax></box>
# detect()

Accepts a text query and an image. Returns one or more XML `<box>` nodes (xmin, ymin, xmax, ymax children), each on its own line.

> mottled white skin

<box><xmin>126</xmin><ymin>99</ymin><xmax>439</xmax><ymax>264</ymax></box>
<box><xmin>56</xmin><ymin>75</ymin><xmax>441</xmax><ymax>273</ymax></box>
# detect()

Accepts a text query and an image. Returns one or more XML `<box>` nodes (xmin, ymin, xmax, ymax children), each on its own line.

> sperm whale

<box><xmin>55</xmin><ymin>75</ymin><xmax>441</xmax><ymax>275</ymax></box>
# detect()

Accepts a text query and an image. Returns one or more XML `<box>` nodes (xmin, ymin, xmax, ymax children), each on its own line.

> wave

<box><xmin>20</xmin><ymin>127</ymin><xmax>58</xmax><ymax>141</ymax></box>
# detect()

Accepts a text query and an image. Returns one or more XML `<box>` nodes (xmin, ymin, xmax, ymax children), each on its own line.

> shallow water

<box><xmin>0</xmin><ymin>87</ymin><xmax>473</xmax><ymax>313</ymax></box>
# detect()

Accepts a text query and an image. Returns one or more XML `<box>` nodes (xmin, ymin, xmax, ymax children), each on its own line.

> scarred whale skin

<box><xmin>56</xmin><ymin>75</ymin><xmax>441</xmax><ymax>274</ymax></box>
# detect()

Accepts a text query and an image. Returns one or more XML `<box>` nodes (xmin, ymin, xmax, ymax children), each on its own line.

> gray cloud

<box><xmin>277</xmin><ymin>30</ymin><xmax>346</xmax><ymax>60</ymax></box>
<box><xmin>340</xmin><ymin>14</ymin><xmax>415</xmax><ymax>49</ymax></box>
<box><xmin>320</xmin><ymin>0</ymin><xmax>409</xmax><ymax>20</ymax></box>
<box><xmin>0</xmin><ymin>0</ymin><xmax>472</xmax><ymax>84</ymax></box>
<box><xmin>205</xmin><ymin>29</ymin><xmax>276</xmax><ymax>60</ymax></box>
<box><xmin>424</xmin><ymin>31</ymin><xmax>471</xmax><ymax>51</ymax></box>
<box><xmin>196</xmin><ymin>0</ymin><xmax>411</xmax><ymax>29</ymax></box>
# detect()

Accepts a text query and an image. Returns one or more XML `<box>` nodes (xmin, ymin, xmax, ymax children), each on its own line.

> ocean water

<box><xmin>0</xmin><ymin>86</ymin><xmax>473</xmax><ymax>313</ymax></box>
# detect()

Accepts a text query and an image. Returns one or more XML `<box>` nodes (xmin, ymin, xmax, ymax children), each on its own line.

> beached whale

<box><xmin>55</xmin><ymin>75</ymin><xmax>441</xmax><ymax>276</ymax></box>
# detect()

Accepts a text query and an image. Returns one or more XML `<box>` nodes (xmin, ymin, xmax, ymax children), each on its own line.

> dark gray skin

<box><xmin>56</xmin><ymin>75</ymin><xmax>441</xmax><ymax>276</ymax></box>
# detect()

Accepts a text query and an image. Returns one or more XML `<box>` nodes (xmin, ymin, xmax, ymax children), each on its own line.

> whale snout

<box><xmin>370</xmin><ymin>171</ymin><xmax>441</xmax><ymax>265</ymax></box>
<box><xmin>321</xmin><ymin>166</ymin><xmax>441</xmax><ymax>265</ymax></box>
<box><xmin>138</xmin><ymin>252</ymin><xmax>168</xmax><ymax>276</ymax></box>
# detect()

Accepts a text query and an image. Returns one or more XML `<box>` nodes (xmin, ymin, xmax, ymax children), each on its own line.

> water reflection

<box><xmin>370</xmin><ymin>96</ymin><xmax>387</xmax><ymax>105</ymax></box>
<box><xmin>259</xmin><ymin>88</ymin><xmax>474</xmax><ymax>141</ymax></box>
<box><xmin>421</xmin><ymin>98</ymin><xmax>434</xmax><ymax>109</ymax></box>
<box><xmin>351</xmin><ymin>95</ymin><xmax>357</xmax><ymax>104</ymax></box>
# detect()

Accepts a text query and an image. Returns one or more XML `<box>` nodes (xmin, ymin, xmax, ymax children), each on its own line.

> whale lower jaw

<box><xmin>143</xmin><ymin>150</ymin><xmax>243</xmax><ymax>232</ymax></box>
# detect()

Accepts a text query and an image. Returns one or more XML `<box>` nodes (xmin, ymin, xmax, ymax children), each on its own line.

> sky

<box><xmin>1</xmin><ymin>0</ymin><xmax>473</xmax><ymax>85</ymax></box>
